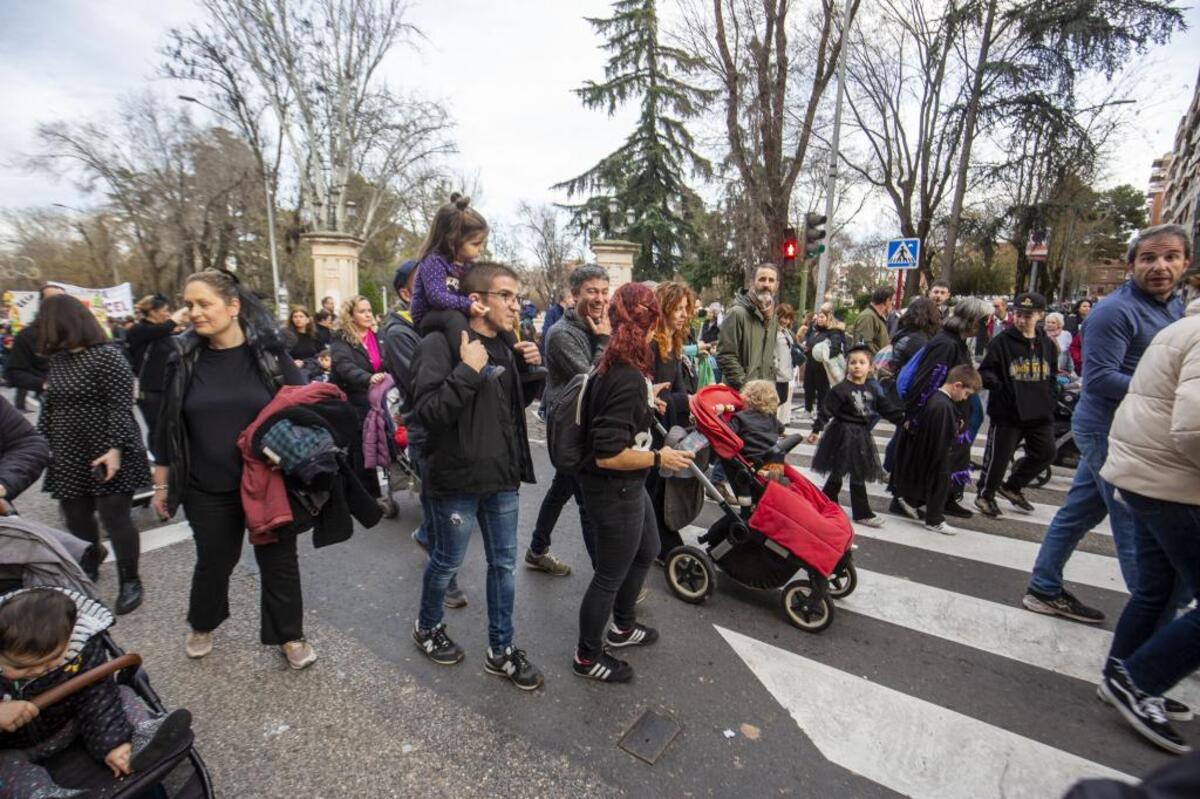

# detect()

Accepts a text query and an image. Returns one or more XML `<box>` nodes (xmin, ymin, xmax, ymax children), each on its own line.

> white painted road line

<box><xmin>717</xmin><ymin>626</ymin><xmax>1134</xmax><ymax>799</ymax></box>
<box><xmin>790</xmin><ymin>464</ymin><xmax>1109</xmax><ymax>535</ymax></box>
<box><xmin>106</xmin><ymin>521</ymin><xmax>194</xmax><ymax>561</ymax></box>
<box><xmin>841</xmin><ymin>569</ymin><xmax>1200</xmax><ymax>709</ymax></box>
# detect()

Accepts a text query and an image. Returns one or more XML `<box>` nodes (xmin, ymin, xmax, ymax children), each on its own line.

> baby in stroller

<box><xmin>0</xmin><ymin>588</ymin><xmax>192</xmax><ymax>797</ymax></box>
<box><xmin>715</xmin><ymin>380</ymin><xmax>789</xmax><ymax>487</ymax></box>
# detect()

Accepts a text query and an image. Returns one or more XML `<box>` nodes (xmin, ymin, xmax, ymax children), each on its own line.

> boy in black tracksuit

<box><xmin>975</xmin><ymin>292</ymin><xmax>1058</xmax><ymax>517</ymax></box>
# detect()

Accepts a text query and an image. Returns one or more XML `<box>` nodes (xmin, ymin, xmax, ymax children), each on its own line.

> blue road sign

<box><xmin>886</xmin><ymin>238</ymin><xmax>920</xmax><ymax>270</ymax></box>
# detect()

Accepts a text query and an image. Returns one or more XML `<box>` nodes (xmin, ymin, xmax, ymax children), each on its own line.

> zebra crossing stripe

<box><xmin>716</xmin><ymin>626</ymin><xmax>1134</xmax><ymax>798</ymax></box>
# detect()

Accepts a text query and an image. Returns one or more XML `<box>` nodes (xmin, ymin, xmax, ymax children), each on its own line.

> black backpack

<box><xmin>546</xmin><ymin>369</ymin><xmax>594</xmax><ymax>473</ymax></box>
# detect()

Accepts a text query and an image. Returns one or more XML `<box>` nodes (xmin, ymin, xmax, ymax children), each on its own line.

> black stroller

<box><xmin>0</xmin><ymin>516</ymin><xmax>214</xmax><ymax>798</ymax></box>
<box><xmin>1030</xmin><ymin>383</ymin><xmax>1080</xmax><ymax>487</ymax></box>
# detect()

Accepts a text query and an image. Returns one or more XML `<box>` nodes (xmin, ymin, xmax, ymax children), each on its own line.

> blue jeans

<box><xmin>407</xmin><ymin>443</ymin><xmax>458</xmax><ymax>594</ymax></box>
<box><xmin>1107</xmin><ymin>491</ymin><xmax>1200</xmax><ymax>696</ymax></box>
<box><xmin>418</xmin><ymin>491</ymin><xmax>519</xmax><ymax>651</ymax></box>
<box><xmin>1028</xmin><ymin>428</ymin><xmax>1137</xmax><ymax>596</ymax></box>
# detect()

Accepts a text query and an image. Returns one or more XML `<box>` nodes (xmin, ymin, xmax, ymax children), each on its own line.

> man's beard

<box><xmin>754</xmin><ymin>290</ymin><xmax>775</xmax><ymax>310</ymax></box>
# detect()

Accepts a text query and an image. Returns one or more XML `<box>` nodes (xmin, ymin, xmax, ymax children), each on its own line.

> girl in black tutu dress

<box><xmin>807</xmin><ymin>345</ymin><xmax>903</xmax><ymax>527</ymax></box>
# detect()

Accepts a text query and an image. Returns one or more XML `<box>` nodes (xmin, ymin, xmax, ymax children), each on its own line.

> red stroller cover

<box><xmin>690</xmin><ymin>385</ymin><xmax>745</xmax><ymax>460</ymax></box>
<box><xmin>748</xmin><ymin>465</ymin><xmax>854</xmax><ymax>577</ymax></box>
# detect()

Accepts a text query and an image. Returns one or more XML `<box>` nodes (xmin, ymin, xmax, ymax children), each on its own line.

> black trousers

<box><xmin>822</xmin><ymin>475</ymin><xmax>872</xmax><ymax>521</ymax></box>
<box><xmin>183</xmin><ymin>489</ymin><xmax>303</xmax><ymax>645</ymax></box>
<box><xmin>802</xmin><ymin>363</ymin><xmax>824</xmax><ymax>412</ymax></box>
<box><xmin>977</xmin><ymin>421</ymin><xmax>1056</xmax><ymax>498</ymax></box>
<box><xmin>529</xmin><ymin>469</ymin><xmax>595</xmax><ymax>563</ymax></box>
<box><xmin>60</xmin><ymin>493</ymin><xmax>139</xmax><ymax>575</ymax></box>
<box><xmin>577</xmin><ymin>475</ymin><xmax>657</xmax><ymax>660</ymax></box>
<box><xmin>8</xmin><ymin>370</ymin><xmax>43</xmax><ymax>411</ymax></box>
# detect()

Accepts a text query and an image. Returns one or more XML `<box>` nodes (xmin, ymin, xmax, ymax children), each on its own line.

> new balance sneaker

<box><xmin>889</xmin><ymin>496</ymin><xmax>920</xmax><ymax>520</ymax></box>
<box><xmin>1100</xmin><ymin>685</ymin><xmax>1194</xmax><ymax>723</ymax></box>
<box><xmin>573</xmin><ymin>651</ymin><xmax>634</xmax><ymax>683</ymax></box>
<box><xmin>924</xmin><ymin>520</ymin><xmax>958</xmax><ymax>536</ymax></box>
<box><xmin>485</xmin><ymin>646</ymin><xmax>544</xmax><ymax>691</ymax></box>
<box><xmin>942</xmin><ymin>499</ymin><xmax>974</xmax><ymax>519</ymax></box>
<box><xmin>412</xmin><ymin>622</ymin><xmax>464</xmax><ymax>665</ymax></box>
<box><xmin>605</xmin><ymin>623</ymin><xmax>659</xmax><ymax>649</ymax></box>
<box><xmin>524</xmin><ymin>549</ymin><xmax>572</xmax><ymax>576</ymax></box>
<box><xmin>1021</xmin><ymin>589</ymin><xmax>1105</xmax><ymax>624</ymax></box>
<box><xmin>854</xmin><ymin>515</ymin><xmax>886</xmax><ymax>528</ymax></box>
<box><xmin>1099</xmin><ymin>658</ymin><xmax>1191</xmax><ymax>754</ymax></box>
<box><xmin>998</xmin><ymin>485</ymin><xmax>1035</xmax><ymax>513</ymax></box>
<box><xmin>974</xmin><ymin>495</ymin><xmax>1002</xmax><ymax>519</ymax></box>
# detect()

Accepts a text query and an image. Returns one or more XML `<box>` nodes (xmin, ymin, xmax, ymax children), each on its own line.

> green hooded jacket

<box><xmin>716</xmin><ymin>292</ymin><xmax>779</xmax><ymax>389</ymax></box>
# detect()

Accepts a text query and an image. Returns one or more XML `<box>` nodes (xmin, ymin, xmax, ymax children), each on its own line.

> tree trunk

<box><xmin>938</xmin><ymin>0</ymin><xmax>996</xmax><ymax>286</ymax></box>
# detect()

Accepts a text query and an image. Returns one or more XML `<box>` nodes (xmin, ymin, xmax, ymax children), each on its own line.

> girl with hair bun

<box><xmin>573</xmin><ymin>283</ymin><xmax>695</xmax><ymax>684</ymax></box>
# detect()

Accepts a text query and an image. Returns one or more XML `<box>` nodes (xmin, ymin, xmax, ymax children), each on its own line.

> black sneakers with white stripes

<box><xmin>1098</xmin><ymin>657</ymin><xmax>1191</xmax><ymax>755</ymax></box>
<box><xmin>412</xmin><ymin>622</ymin><xmax>464</xmax><ymax>665</ymax></box>
<box><xmin>573</xmin><ymin>651</ymin><xmax>634</xmax><ymax>683</ymax></box>
<box><xmin>485</xmin><ymin>646</ymin><xmax>544</xmax><ymax>691</ymax></box>
<box><xmin>605</xmin><ymin>622</ymin><xmax>659</xmax><ymax>649</ymax></box>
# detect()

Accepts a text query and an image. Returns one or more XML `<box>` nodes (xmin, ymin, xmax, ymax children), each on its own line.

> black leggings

<box><xmin>183</xmin><ymin>489</ymin><xmax>303</xmax><ymax>645</ymax></box>
<box><xmin>822</xmin><ymin>475</ymin><xmax>872</xmax><ymax>521</ymax></box>
<box><xmin>60</xmin><ymin>493</ymin><xmax>139</xmax><ymax>575</ymax></box>
<box><xmin>577</xmin><ymin>475</ymin><xmax>657</xmax><ymax>660</ymax></box>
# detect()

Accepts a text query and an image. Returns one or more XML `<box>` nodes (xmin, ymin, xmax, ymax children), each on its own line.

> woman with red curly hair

<box><xmin>647</xmin><ymin>281</ymin><xmax>697</xmax><ymax>560</ymax></box>
<box><xmin>574</xmin><ymin>283</ymin><xmax>695</xmax><ymax>683</ymax></box>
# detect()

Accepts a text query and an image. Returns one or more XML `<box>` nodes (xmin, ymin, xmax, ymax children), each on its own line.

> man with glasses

<box><xmin>409</xmin><ymin>262</ymin><xmax>545</xmax><ymax>690</ymax></box>
<box><xmin>974</xmin><ymin>292</ymin><xmax>1058</xmax><ymax>518</ymax></box>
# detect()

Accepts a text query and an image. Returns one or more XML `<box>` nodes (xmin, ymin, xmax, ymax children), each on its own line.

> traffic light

<box><xmin>803</xmin><ymin>212</ymin><xmax>827</xmax><ymax>260</ymax></box>
<box><xmin>782</xmin><ymin>226</ymin><xmax>798</xmax><ymax>270</ymax></box>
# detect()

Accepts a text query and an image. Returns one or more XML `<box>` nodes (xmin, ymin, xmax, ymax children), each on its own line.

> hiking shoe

<box><xmin>485</xmin><ymin>646</ymin><xmax>544</xmax><ymax>691</ymax></box>
<box><xmin>524</xmin><ymin>549</ymin><xmax>571</xmax><ymax>576</ymax></box>
<box><xmin>412</xmin><ymin>622</ymin><xmax>464</xmax><ymax>665</ymax></box>
<box><xmin>998</xmin><ymin>485</ymin><xmax>1035</xmax><ymax>513</ymax></box>
<box><xmin>1100</xmin><ymin>685</ymin><xmax>1194</xmax><ymax>723</ymax></box>
<box><xmin>573</xmin><ymin>650</ymin><xmax>634</xmax><ymax>683</ymax></box>
<box><xmin>605</xmin><ymin>623</ymin><xmax>659</xmax><ymax>649</ymax></box>
<box><xmin>443</xmin><ymin>584</ymin><xmax>468</xmax><ymax>609</ymax></box>
<box><xmin>281</xmin><ymin>640</ymin><xmax>317</xmax><ymax>670</ymax></box>
<box><xmin>943</xmin><ymin>500</ymin><xmax>974</xmax><ymax>519</ymax></box>
<box><xmin>924</xmin><ymin>521</ymin><xmax>958</xmax><ymax>536</ymax></box>
<box><xmin>889</xmin><ymin>497</ymin><xmax>920</xmax><ymax>520</ymax></box>
<box><xmin>184</xmin><ymin>631</ymin><xmax>212</xmax><ymax>659</ymax></box>
<box><xmin>1022</xmin><ymin>589</ymin><xmax>1105</xmax><ymax>624</ymax></box>
<box><xmin>974</xmin><ymin>495</ymin><xmax>1002</xmax><ymax>518</ymax></box>
<box><xmin>1099</xmin><ymin>658</ymin><xmax>1191</xmax><ymax>754</ymax></box>
<box><xmin>855</xmin><ymin>515</ymin><xmax>885</xmax><ymax>528</ymax></box>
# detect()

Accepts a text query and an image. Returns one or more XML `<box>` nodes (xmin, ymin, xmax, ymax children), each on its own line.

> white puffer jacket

<box><xmin>1101</xmin><ymin>297</ymin><xmax>1200</xmax><ymax>505</ymax></box>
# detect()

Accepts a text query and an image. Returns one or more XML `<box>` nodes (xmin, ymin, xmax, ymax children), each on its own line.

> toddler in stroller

<box><xmin>0</xmin><ymin>517</ymin><xmax>213</xmax><ymax>798</ymax></box>
<box><xmin>660</xmin><ymin>385</ymin><xmax>857</xmax><ymax>632</ymax></box>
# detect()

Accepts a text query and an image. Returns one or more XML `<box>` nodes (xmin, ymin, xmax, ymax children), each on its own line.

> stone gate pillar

<box><xmin>303</xmin><ymin>232</ymin><xmax>364</xmax><ymax>312</ymax></box>
<box><xmin>590</xmin><ymin>239</ymin><xmax>640</xmax><ymax>291</ymax></box>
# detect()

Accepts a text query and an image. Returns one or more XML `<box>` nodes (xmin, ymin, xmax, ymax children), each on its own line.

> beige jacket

<box><xmin>1101</xmin><ymin>298</ymin><xmax>1200</xmax><ymax>505</ymax></box>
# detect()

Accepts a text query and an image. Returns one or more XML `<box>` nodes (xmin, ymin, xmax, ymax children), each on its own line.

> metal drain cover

<box><xmin>618</xmin><ymin>709</ymin><xmax>681</xmax><ymax>764</ymax></box>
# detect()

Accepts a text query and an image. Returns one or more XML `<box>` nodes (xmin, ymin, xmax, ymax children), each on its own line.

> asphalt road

<box><xmin>7</xmin><ymin>390</ymin><xmax>1193</xmax><ymax>798</ymax></box>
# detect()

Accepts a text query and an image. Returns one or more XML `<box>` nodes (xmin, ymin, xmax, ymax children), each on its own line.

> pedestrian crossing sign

<box><xmin>886</xmin><ymin>238</ymin><xmax>920</xmax><ymax>270</ymax></box>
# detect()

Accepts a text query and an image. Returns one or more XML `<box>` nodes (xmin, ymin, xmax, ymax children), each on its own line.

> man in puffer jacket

<box><xmin>1095</xmin><ymin>282</ymin><xmax>1200</xmax><ymax>758</ymax></box>
<box><xmin>0</xmin><ymin>587</ymin><xmax>192</xmax><ymax>794</ymax></box>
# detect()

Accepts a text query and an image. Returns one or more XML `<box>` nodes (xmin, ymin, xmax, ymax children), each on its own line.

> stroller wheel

<box><xmin>828</xmin><ymin>560</ymin><xmax>858</xmax><ymax>599</ymax></box>
<box><xmin>1032</xmin><ymin>467</ymin><xmax>1052</xmax><ymax>488</ymax></box>
<box><xmin>781</xmin><ymin>578</ymin><xmax>834</xmax><ymax>632</ymax></box>
<box><xmin>665</xmin><ymin>545</ymin><xmax>716</xmax><ymax>604</ymax></box>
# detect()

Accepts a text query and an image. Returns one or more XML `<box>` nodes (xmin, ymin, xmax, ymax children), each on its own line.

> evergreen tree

<box><xmin>555</xmin><ymin>0</ymin><xmax>713</xmax><ymax>278</ymax></box>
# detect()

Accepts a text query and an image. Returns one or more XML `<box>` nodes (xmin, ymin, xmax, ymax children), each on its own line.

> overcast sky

<box><xmin>1</xmin><ymin>0</ymin><xmax>1198</xmax><ymax>247</ymax></box>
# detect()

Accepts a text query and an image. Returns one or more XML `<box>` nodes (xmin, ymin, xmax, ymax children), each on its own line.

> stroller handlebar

<box><xmin>30</xmin><ymin>653</ymin><xmax>142</xmax><ymax>711</ymax></box>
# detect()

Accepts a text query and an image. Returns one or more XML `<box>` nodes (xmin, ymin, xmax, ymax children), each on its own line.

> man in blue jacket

<box><xmin>1023</xmin><ymin>224</ymin><xmax>1189</xmax><ymax>624</ymax></box>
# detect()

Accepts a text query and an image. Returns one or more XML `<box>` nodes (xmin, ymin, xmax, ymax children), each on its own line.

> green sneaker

<box><xmin>524</xmin><ymin>549</ymin><xmax>571</xmax><ymax>576</ymax></box>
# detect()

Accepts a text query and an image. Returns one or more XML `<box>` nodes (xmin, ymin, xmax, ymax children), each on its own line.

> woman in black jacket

<box><xmin>283</xmin><ymin>305</ymin><xmax>322</xmax><ymax>377</ymax></box>
<box><xmin>37</xmin><ymin>295</ymin><xmax>150</xmax><ymax>615</ymax></box>
<box><xmin>150</xmin><ymin>269</ymin><xmax>310</xmax><ymax>668</ymax></box>
<box><xmin>329</xmin><ymin>296</ymin><xmax>386</xmax><ymax>415</ymax></box>
<box><xmin>126</xmin><ymin>294</ymin><xmax>186</xmax><ymax>446</ymax></box>
<box><xmin>573</xmin><ymin>283</ymin><xmax>694</xmax><ymax>684</ymax></box>
<box><xmin>0</xmin><ymin>395</ymin><xmax>49</xmax><ymax>514</ymax></box>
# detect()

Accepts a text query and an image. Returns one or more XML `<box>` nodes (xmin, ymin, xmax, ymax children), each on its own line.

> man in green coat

<box><xmin>851</xmin><ymin>285</ymin><xmax>894</xmax><ymax>354</ymax></box>
<box><xmin>717</xmin><ymin>263</ymin><xmax>780</xmax><ymax>390</ymax></box>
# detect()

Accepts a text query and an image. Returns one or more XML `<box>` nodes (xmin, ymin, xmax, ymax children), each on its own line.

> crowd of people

<box><xmin>0</xmin><ymin>200</ymin><xmax>1195</xmax><ymax>795</ymax></box>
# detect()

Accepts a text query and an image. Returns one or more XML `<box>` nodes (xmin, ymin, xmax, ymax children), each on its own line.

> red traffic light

<box><xmin>784</xmin><ymin>241</ymin><xmax>797</xmax><ymax>259</ymax></box>
<box><xmin>783</xmin><ymin>225</ymin><xmax>798</xmax><ymax>263</ymax></box>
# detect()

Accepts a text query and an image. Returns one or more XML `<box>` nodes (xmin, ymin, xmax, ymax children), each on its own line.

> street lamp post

<box><xmin>178</xmin><ymin>95</ymin><xmax>287</xmax><ymax>321</ymax></box>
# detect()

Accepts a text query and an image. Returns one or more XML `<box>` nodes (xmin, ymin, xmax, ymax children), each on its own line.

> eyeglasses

<box><xmin>481</xmin><ymin>290</ymin><xmax>520</xmax><ymax>306</ymax></box>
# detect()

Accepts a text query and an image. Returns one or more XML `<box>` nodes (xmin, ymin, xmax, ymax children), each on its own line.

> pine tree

<box><xmin>555</xmin><ymin>0</ymin><xmax>713</xmax><ymax>278</ymax></box>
